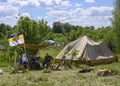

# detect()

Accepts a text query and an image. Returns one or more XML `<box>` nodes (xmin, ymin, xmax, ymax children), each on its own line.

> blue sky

<box><xmin>0</xmin><ymin>0</ymin><xmax>114</xmax><ymax>28</ymax></box>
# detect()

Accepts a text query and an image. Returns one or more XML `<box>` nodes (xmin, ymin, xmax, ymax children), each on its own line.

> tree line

<box><xmin>0</xmin><ymin>0</ymin><xmax>120</xmax><ymax>56</ymax></box>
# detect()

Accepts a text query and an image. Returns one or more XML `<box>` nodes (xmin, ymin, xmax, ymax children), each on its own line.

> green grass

<box><xmin>38</xmin><ymin>46</ymin><xmax>64</xmax><ymax>60</ymax></box>
<box><xmin>0</xmin><ymin>47</ymin><xmax>120</xmax><ymax>86</ymax></box>
<box><xmin>0</xmin><ymin>66</ymin><xmax>120</xmax><ymax>86</ymax></box>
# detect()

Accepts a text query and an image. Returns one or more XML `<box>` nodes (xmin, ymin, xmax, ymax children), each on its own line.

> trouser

<box><xmin>43</xmin><ymin>61</ymin><xmax>50</xmax><ymax>68</ymax></box>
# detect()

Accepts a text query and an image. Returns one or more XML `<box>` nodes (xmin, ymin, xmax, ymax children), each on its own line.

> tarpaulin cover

<box><xmin>18</xmin><ymin>43</ymin><xmax>54</xmax><ymax>50</ymax></box>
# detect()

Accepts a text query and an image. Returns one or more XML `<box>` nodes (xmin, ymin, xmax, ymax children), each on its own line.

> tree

<box><xmin>52</xmin><ymin>22</ymin><xmax>63</xmax><ymax>33</ymax></box>
<box><xmin>0</xmin><ymin>23</ymin><xmax>14</xmax><ymax>63</ymax></box>
<box><xmin>112</xmin><ymin>0</ymin><xmax>120</xmax><ymax>51</ymax></box>
<box><xmin>0</xmin><ymin>23</ymin><xmax>12</xmax><ymax>38</ymax></box>
<box><xmin>62</xmin><ymin>23</ymin><xmax>72</xmax><ymax>33</ymax></box>
<box><xmin>15</xmin><ymin>16</ymin><xmax>49</xmax><ymax>54</ymax></box>
<box><xmin>96</xmin><ymin>27</ymin><xmax>117</xmax><ymax>51</ymax></box>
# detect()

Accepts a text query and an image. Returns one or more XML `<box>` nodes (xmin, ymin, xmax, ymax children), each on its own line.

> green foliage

<box><xmin>52</xmin><ymin>22</ymin><xmax>63</xmax><ymax>33</ymax></box>
<box><xmin>71</xmin><ymin>49</ymin><xmax>78</xmax><ymax>65</ymax></box>
<box><xmin>52</xmin><ymin>22</ymin><xmax>75</xmax><ymax>34</ymax></box>
<box><xmin>112</xmin><ymin>0</ymin><xmax>120</xmax><ymax>51</ymax></box>
<box><xmin>16</xmin><ymin>17</ymin><xmax>48</xmax><ymax>43</ymax></box>
<box><xmin>62</xmin><ymin>23</ymin><xmax>73</xmax><ymax>33</ymax></box>
<box><xmin>95</xmin><ymin>26</ymin><xmax>117</xmax><ymax>51</ymax></box>
<box><xmin>15</xmin><ymin>17</ymin><xmax>50</xmax><ymax>54</ymax></box>
<box><xmin>71</xmin><ymin>49</ymin><xmax>78</xmax><ymax>58</ymax></box>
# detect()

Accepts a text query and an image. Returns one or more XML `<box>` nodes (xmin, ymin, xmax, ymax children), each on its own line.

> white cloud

<box><xmin>72</xmin><ymin>8</ymin><xmax>83</xmax><ymax>15</ymax></box>
<box><xmin>47</xmin><ymin>6</ymin><xmax>113</xmax><ymax>20</ymax></box>
<box><xmin>81</xmin><ymin>6</ymin><xmax>113</xmax><ymax>16</ymax></box>
<box><xmin>0</xmin><ymin>3</ymin><xmax>19</xmax><ymax>26</ymax></box>
<box><xmin>85</xmin><ymin>0</ymin><xmax>95</xmax><ymax>3</ymax></box>
<box><xmin>40</xmin><ymin>0</ymin><xmax>64</xmax><ymax>6</ymax></box>
<box><xmin>0</xmin><ymin>12</ymin><xmax>31</xmax><ymax>27</ymax></box>
<box><xmin>46</xmin><ymin>10</ymin><xmax>70</xmax><ymax>17</ymax></box>
<box><xmin>7</xmin><ymin>0</ymin><xmax>71</xmax><ymax>9</ymax></box>
<box><xmin>7</xmin><ymin>0</ymin><xmax>40</xmax><ymax>7</ymax></box>
<box><xmin>0</xmin><ymin>13</ymin><xmax>20</xmax><ymax>27</ymax></box>
<box><xmin>0</xmin><ymin>0</ymin><xmax>113</xmax><ymax>28</ymax></box>
<box><xmin>61</xmin><ymin>1</ymin><xmax>71</xmax><ymax>7</ymax></box>
<box><xmin>42</xmin><ymin>0</ymin><xmax>71</xmax><ymax>10</ymax></box>
<box><xmin>0</xmin><ymin>5</ymin><xmax>19</xmax><ymax>16</ymax></box>
<box><xmin>0</xmin><ymin>0</ymin><xmax>71</xmax><ymax>26</ymax></box>
<box><xmin>20</xmin><ymin>13</ymin><xmax>31</xmax><ymax>18</ymax></box>
<box><xmin>44</xmin><ymin>6</ymin><xmax>113</xmax><ymax>28</ymax></box>
<box><xmin>75</xmin><ymin>3</ymin><xmax>82</xmax><ymax>7</ymax></box>
<box><xmin>2</xmin><ymin>16</ymin><xmax>17</xmax><ymax>26</ymax></box>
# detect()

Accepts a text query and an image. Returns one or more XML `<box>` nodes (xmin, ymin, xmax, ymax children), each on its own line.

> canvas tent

<box><xmin>55</xmin><ymin>36</ymin><xmax>117</xmax><ymax>65</ymax></box>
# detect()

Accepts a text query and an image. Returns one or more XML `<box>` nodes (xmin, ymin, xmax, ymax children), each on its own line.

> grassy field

<box><xmin>38</xmin><ymin>46</ymin><xmax>64</xmax><ymax>59</ymax></box>
<box><xmin>0</xmin><ymin>46</ymin><xmax>120</xmax><ymax>86</ymax></box>
<box><xmin>0</xmin><ymin>63</ymin><xmax>120</xmax><ymax>86</ymax></box>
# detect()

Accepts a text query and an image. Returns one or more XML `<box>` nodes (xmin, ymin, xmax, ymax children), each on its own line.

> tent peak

<box><xmin>79</xmin><ymin>36</ymin><xmax>101</xmax><ymax>45</ymax></box>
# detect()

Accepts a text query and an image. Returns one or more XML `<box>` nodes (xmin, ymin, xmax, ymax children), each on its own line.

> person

<box><xmin>30</xmin><ymin>55</ymin><xmax>41</xmax><ymax>70</ymax></box>
<box><xmin>55</xmin><ymin>55</ymin><xmax>66</xmax><ymax>69</ymax></box>
<box><xmin>43</xmin><ymin>53</ymin><xmax>52</xmax><ymax>68</ymax></box>
<box><xmin>17</xmin><ymin>53</ymin><xmax>28</xmax><ymax>69</ymax></box>
<box><xmin>18</xmin><ymin>54</ymin><xmax>22</xmax><ymax>64</ymax></box>
<box><xmin>21</xmin><ymin>53</ymin><xmax>28</xmax><ymax>68</ymax></box>
<box><xmin>56</xmin><ymin>54</ymin><xmax>72</xmax><ymax>70</ymax></box>
<box><xmin>21</xmin><ymin>54</ymin><xmax>28</xmax><ymax>63</ymax></box>
<box><xmin>35</xmin><ymin>55</ymin><xmax>41</xmax><ymax>63</ymax></box>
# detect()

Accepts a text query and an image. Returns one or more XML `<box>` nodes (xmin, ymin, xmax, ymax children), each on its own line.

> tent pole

<box><xmin>8</xmin><ymin>48</ymin><xmax>10</xmax><ymax>63</ymax></box>
<box><xmin>23</xmin><ymin>43</ymin><xmax>27</xmax><ymax>54</ymax></box>
<box><xmin>23</xmin><ymin>43</ymin><xmax>30</xmax><ymax>69</ymax></box>
<box><xmin>14</xmin><ymin>49</ymin><xmax>17</xmax><ymax>70</ymax></box>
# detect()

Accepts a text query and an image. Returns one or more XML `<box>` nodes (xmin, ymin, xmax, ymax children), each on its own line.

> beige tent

<box><xmin>55</xmin><ymin>36</ymin><xmax>117</xmax><ymax>65</ymax></box>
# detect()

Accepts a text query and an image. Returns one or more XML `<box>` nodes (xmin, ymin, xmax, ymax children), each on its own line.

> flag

<box><xmin>8</xmin><ymin>32</ymin><xmax>24</xmax><ymax>46</ymax></box>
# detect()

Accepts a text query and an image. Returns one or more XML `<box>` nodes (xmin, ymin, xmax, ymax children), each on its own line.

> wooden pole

<box><xmin>8</xmin><ymin>47</ymin><xmax>10</xmax><ymax>63</ymax></box>
<box><xmin>23</xmin><ymin>43</ymin><xmax>30</xmax><ymax>69</ymax></box>
<box><xmin>14</xmin><ymin>49</ymin><xmax>17</xmax><ymax>69</ymax></box>
<box><xmin>23</xmin><ymin>43</ymin><xmax>27</xmax><ymax>55</ymax></box>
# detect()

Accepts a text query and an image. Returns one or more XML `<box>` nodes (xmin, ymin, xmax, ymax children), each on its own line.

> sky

<box><xmin>0</xmin><ymin>0</ymin><xmax>114</xmax><ymax>28</ymax></box>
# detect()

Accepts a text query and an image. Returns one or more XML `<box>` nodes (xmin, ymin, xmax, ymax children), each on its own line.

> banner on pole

<box><xmin>8</xmin><ymin>32</ymin><xmax>24</xmax><ymax>46</ymax></box>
